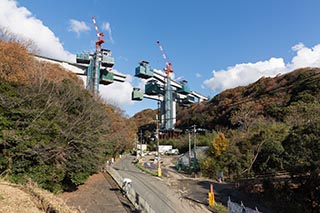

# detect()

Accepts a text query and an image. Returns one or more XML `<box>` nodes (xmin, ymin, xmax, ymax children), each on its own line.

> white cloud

<box><xmin>0</xmin><ymin>0</ymin><xmax>136</xmax><ymax>109</ymax></box>
<box><xmin>289</xmin><ymin>43</ymin><xmax>320</xmax><ymax>70</ymax></box>
<box><xmin>291</xmin><ymin>42</ymin><xmax>304</xmax><ymax>51</ymax></box>
<box><xmin>0</xmin><ymin>0</ymin><xmax>75</xmax><ymax>62</ymax></box>
<box><xmin>99</xmin><ymin>73</ymin><xmax>134</xmax><ymax>106</ymax></box>
<box><xmin>137</xmin><ymin>78</ymin><xmax>147</xmax><ymax>92</ymax></box>
<box><xmin>204</xmin><ymin>58</ymin><xmax>287</xmax><ymax>93</ymax></box>
<box><xmin>196</xmin><ymin>73</ymin><xmax>202</xmax><ymax>78</ymax></box>
<box><xmin>68</xmin><ymin>19</ymin><xmax>90</xmax><ymax>37</ymax></box>
<box><xmin>101</xmin><ymin>22</ymin><xmax>114</xmax><ymax>44</ymax></box>
<box><xmin>204</xmin><ymin>43</ymin><xmax>320</xmax><ymax>94</ymax></box>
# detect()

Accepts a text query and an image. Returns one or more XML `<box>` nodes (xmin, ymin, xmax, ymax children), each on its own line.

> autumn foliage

<box><xmin>0</xmin><ymin>39</ymin><xmax>136</xmax><ymax>193</ymax></box>
<box><xmin>0</xmin><ymin>40</ymin><xmax>32</xmax><ymax>84</ymax></box>
<box><xmin>174</xmin><ymin>67</ymin><xmax>320</xmax><ymax>212</ymax></box>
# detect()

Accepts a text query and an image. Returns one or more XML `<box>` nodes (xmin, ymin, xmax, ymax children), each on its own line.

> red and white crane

<box><xmin>157</xmin><ymin>40</ymin><xmax>173</xmax><ymax>78</ymax></box>
<box><xmin>92</xmin><ymin>16</ymin><xmax>105</xmax><ymax>52</ymax></box>
<box><xmin>156</xmin><ymin>40</ymin><xmax>175</xmax><ymax>130</ymax></box>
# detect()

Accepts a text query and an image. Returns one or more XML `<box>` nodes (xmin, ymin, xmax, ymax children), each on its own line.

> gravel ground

<box><xmin>141</xmin><ymin>154</ymin><xmax>271</xmax><ymax>212</ymax></box>
<box><xmin>59</xmin><ymin>173</ymin><xmax>132</xmax><ymax>213</ymax></box>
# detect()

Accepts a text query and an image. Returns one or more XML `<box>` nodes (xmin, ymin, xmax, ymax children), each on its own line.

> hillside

<box><xmin>0</xmin><ymin>39</ymin><xmax>136</xmax><ymax>193</ymax></box>
<box><xmin>176</xmin><ymin>67</ymin><xmax>320</xmax><ymax>130</ymax></box>
<box><xmin>0</xmin><ymin>180</ymin><xmax>80</xmax><ymax>213</ymax></box>
<box><xmin>132</xmin><ymin>67</ymin><xmax>320</xmax><ymax>212</ymax></box>
<box><xmin>132</xmin><ymin>67</ymin><xmax>320</xmax><ymax>133</ymax></box>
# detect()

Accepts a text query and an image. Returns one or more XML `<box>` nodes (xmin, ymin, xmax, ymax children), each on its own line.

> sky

<box><xmin>1</xmin><ymin>0</ymin><xmax>320</xmax><ymax>117</ymax></box>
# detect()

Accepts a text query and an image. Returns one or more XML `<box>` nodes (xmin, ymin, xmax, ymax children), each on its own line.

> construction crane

<box><xmin>75</xmin><ymin>16</ymin><xmax>125</xmax><ymax>94</ymax></box>
<box><xmin>156</xmin><ymin>41</ymin><xmax>173</xmax><ymax>77</ymax></box>
<box><xmin>32</xmin><ymin>16</ymin><xmax>126</xmax><ymax>95</ymax></box>
<box><xmin>132</xmin><ymin>41</ymin><xmax>208</xmax><ymax>137</ymax></box>
<box><xmin>89</xmin><ymin>16</ymin><xmax>104</xmax><ymax>93</ymax></box>
<box><xmin>156</xmin><ymin>40</ymin><xmax>174</xmax><ymax>130</ymax></box>
<box><xmin>92</xmin><ymin>16</ymin><xmax>105</xmax><ymax>51</ymax></box>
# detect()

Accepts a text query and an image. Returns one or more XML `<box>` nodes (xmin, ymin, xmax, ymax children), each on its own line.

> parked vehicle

<box><xmin>165</xmin><ymin>148</ymin><xmax>179</xmax><ymax>155</ymax></box>
<box><xmin>159</xmin><ymin>145</ymin><xmax>173</xmax><ymax>154</ymax></box>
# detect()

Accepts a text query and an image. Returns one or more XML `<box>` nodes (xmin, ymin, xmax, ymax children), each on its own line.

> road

<box><xmin>113</xmin><ymin>155</ymin><xmax>209</xmax><ymax>213</ymax></box>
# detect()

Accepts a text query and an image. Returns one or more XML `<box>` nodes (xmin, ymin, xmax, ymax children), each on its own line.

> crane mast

<box><xmin>75</xmin><ymin>16</ymin><xmax>120</xmax><ymax>94</ymax></box>
<box><xmin>90</xmin><ymin>16</ymin><xmax>104</xmax><ymax>94</ymax></box>
<box><xmin>132</xmin><ymin>41</ymin><xmax>208</xmax><ymax>138</ymax></box>
<box><xmin>92</xmin><ymin>16</ymin><xmax>105</xmax><ymax>52</ymax></box>
<box><xmin>157</xmin><ymin>41</ymin><xmax>174</xmax><ymax>130</ymax></box>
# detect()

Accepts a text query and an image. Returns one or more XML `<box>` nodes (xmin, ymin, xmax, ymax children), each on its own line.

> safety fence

<box><xmin>228</xmin><ymin>197</ymin><xmax>261</xmax><ymax>213</ymax></box>
<box><xmin>106</xmin><ymin>166</ymin><xmax>155</xmax><ymax>213</ymax></box>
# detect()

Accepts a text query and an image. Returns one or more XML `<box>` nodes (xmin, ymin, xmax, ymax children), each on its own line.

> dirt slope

<box><xmin>0</xmin><ymin>181</ymin><xmax>42</xmax><ymax>213</ymax></box>
<box><xmin>0</xmin><ymin>180</ymin><xmax>80</xmax><ymax>213</ymax></box>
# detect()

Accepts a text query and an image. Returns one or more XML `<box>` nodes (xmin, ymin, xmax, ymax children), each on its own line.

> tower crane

<box><xmin>75</xmin><ymin>16</ymin><xmax>125</xmax><ymax>94</ymax></box>
<box><xmin>92</xmin><ymin>16</ymin><xmax>105</xmax><ymax>52</ymax></box>
<box><xmin>131</xmin><ymin>41</ymin><xmax>209</xmax><ymax>137</ymax></box>
<box><xmin>156</xmin><ymin>41</ymin><xmax>173</xmax><ymax>77</ymax></box>
<box><xmin>156</xmin><ymin>40</ymin><xmax>174</xmax><ymax>130</ymax></box>
<box><xmin>33</xmin><ymin>16</ymin><xmax>126</xmax><ymax>95</ymax></box>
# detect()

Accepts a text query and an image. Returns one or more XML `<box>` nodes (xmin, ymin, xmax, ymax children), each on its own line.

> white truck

<box><xmin>165</xmin><ymin>148</ymin><xmax>179</xmax><ymax>155</ymax></box>
<box><xmin>158</xmin><ymin>145</ymin><xmax>172</xmax><ymax>155</ymax></box>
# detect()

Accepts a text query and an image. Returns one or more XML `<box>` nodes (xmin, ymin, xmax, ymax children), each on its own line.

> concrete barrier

<box><xmin>106</xmin><ymin>166</ymin><xmax>155</xmax><ymax>213</ymax></box>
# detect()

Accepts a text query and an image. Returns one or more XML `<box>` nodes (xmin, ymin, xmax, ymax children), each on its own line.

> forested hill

<box><xmin>176</xmin><ymin>67</ymin><xmax>320</xmax><ymax>130</ymax></box>
<box><xmin>179</xmin><ymin>67</ymin><xmax>320</xmax><ymax>212</ymax></box>
<box><xmin>134</xmin><ymin>66</ymin><xmax>320</xmax><ymax>212</ymax></box>
<box><xmin>0</xmin><ymin>39</ymin><xmax>136</xmax><ymax>192</ymax></box>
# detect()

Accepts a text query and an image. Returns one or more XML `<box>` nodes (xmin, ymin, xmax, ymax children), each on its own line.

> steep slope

<box><xmin>176</xmin><ymin>67</ymin><xmax>320</xmax><ymax>130</ymax></box>
<box><xmin>0</xmin><ymin>180</ymin><xmax>79</xmax><ymax>213</ymax></box>
<box><xmin>0</xmin><ymin>39</ymin><xmax>136</xmax><ymax>193</ymax></box>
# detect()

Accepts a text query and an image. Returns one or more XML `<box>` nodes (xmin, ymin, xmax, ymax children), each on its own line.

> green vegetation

<box><xmin>180</xmin><ymin>69</ymin><xmax>320</xmax><ymax>212</ymax></box>
<box><xmin>210</xmin><ymin>202</ymin><xmax>228</xmax><ymax>213</ymax></box>
<box><xmin>136</xmin><ymin>67</ymin><xmax>320</xmax><ymax>212</ymax></box>
<box><xmin>2</xmin><ymin>33</ymin><xmax>320</xmax><ymax>212</ymax></box>
<box><xmin>0</xmin><ymin>39</ymin><xmax>136</xmax><ymax>193</ymax></box>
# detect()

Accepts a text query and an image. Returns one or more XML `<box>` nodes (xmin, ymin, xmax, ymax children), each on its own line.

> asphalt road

<box><xmin>113</xmin><ymin>155</ymin><xmax>209</xmax><ymax>213</ymax></box>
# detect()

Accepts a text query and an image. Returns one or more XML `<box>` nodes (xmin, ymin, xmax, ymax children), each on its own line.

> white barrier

<box><xmin>228</xmin><ymin>197</ymin><xmax>261</xmax><ymax>213</ymax></box>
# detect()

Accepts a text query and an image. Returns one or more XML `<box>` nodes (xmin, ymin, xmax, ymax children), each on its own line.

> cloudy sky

<box><xmin>1</xmin><ymin>0</ymin><xmax>320</xmax><ymax>116</ymax></box>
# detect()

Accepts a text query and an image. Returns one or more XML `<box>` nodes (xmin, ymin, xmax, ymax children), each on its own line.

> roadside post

<box><xmin>208</xmin><ymin>183</ymin><xmax>215</xmax><ymax>207</ymax></box>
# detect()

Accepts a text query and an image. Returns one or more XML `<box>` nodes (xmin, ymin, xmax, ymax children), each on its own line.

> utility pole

<box><xmin>188</xmin><ymin>130</ymin><xmax>191</xmax><ymax>168</ymax></box>
<box><xmin>139</xmin><ymin>130</ymin><xmax>143</xmax><ymax>158</ymax></box>
<box><xmin>156</xmin><ymin>114</ymin><xmax>161</xmax><ymax>177</ymax></box>
<box><xmin>135</xmin><ymin>135</ymin><xmax>138</xmax><ymax>159</ymax></box>
<box><xmin>193</xmin><ymin>125</ymin><xmax>197</xmax><ymax>173</ymax></box>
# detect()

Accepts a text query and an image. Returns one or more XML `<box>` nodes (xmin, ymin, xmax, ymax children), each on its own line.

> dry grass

<box><xmin>0</xmin><ymin>179</ymin><xmax>83</xmax><ymax>213</ymax></box>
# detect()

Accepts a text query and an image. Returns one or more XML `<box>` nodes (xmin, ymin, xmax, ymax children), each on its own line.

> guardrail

<box><xmin>106</xmin><ymin>166</ymin><xmax>155</xmax><ymax>213</ymax></box>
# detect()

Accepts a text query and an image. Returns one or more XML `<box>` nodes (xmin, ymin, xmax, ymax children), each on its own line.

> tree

<box><xmin>282</xmin><ymin>120</ymin><xmax>320</xmax><ymax>211</ymax></box>
<box><xmin>251</xmin><ymin>122</ymin><xmax>288</xmax><ymax>174</ymax></box>
<box><xmin>212</xmin><ymin>132</ymin><xmax>228</xmax><ymax>156</ymax></box>
<box><xmin>0</xmin><ymin>39</ymin><xmax>136</xmax><ymax>192</ymax></box>
<box><xmin>283</xmin><ymin>121</ymin><xmax>320</xmax><ymax>174</ymax></box>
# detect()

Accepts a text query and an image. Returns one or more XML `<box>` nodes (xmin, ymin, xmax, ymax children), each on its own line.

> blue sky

<box><xmin>2</xmin><ymin>0</ymin><xmax>320</xmax><ymax>116</ymax></box>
